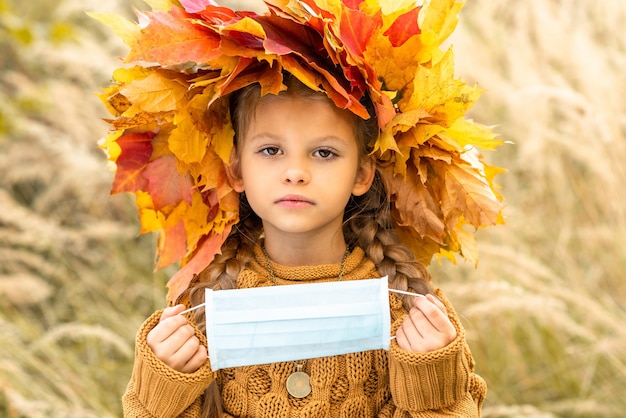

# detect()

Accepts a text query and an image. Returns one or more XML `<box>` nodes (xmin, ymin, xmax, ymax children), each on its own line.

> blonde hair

<box><xmin>182</xmin><ymin>74</ymin><xmax>433</xmax><ymax>416</ymax></box>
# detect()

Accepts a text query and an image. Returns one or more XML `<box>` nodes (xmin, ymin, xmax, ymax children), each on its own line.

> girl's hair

<box><xmin>181</xmin><ymin>73</ymin><xmax>433</xmax><ymax>417</ymax></box>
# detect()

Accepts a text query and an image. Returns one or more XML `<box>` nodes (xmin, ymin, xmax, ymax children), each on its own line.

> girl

<box><xmin>122</xmin><ymin>75</ymin><xmax>486</xmax><ymax>417</ymax></box>
<box><xmin>98</xmin><ymin>1</ymin><xmax>502</xmax><ymax>417</ymax></box>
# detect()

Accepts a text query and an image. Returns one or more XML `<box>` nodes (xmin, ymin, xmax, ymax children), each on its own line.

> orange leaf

<box><xmin>120</xmin><ymin>72</ymin><xmax>188</xmax><ymax>114</ymax></box>
<box><xmin>383</xmin><ymin>6</ymin><xmax>421</xmax><ymax>47</ymax></box>
<box><xmin>395</xmin><ymin>227</ymin><xmax>443</xmax><ymax>266</ymax></box>
<box><xmin>339</xmin><ymin>6</ymin><xmax>381</xmax><ymax>58</ymax></box>
<box><xmin>143</xmin><ymin>155</ymin><xmax>194</xmax><ymax>211</ymax></box>
<box><xmin>156</xmin><ymin>219</ymin><xmax>187</xmax><ymax>269</ymax></box>
<box><xmin>111</xmin><ymin>132</ymin><xmax>154</xmax><ymax>194</ymax></box>
<box><xmin>439</xmin><ymin>162</ymin><xmax>502</xmax><ymax>229</ymax></box>
<box><xmin>127</xmin><ymin>7</ymin><xmax>221</xmax><ymax>66</ymax></box>
<box><xmin>166</xmin><ymin>225</ymin><xmax>233</xmax><ymax>303</ymax></box>
<box><xmin>382</xmin><ymin>166</ymin><xmax>446</xmax><ymax>244</ymax></box>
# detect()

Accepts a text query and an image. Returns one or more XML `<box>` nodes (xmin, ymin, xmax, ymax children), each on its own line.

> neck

<box><xmin>262</xmin><ymin>231</ymin><xmax>348</xmax><ymax>266</ymax></box>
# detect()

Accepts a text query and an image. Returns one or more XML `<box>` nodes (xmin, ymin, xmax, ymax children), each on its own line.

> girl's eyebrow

<box><xmin>247</xmin><ymin>133</ymin><xmax>351</xmax><ymax>144</ymax></box>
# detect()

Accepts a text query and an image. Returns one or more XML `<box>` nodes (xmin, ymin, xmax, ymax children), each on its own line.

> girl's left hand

<box><xmin>395</xmin><ymin>294</ymin><xmax>457</xmax><ymax>353</ymax></box>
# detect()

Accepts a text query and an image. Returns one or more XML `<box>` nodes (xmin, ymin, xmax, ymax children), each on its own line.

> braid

<box><xmin>184</xmin><ymin>194</ymin><xmax>262</xmax><ymax>332</ymax></box>
<box><xmin>345</xmin><ymin>171</ymin><xmax>433</xmax><ymax>310</ymax></box>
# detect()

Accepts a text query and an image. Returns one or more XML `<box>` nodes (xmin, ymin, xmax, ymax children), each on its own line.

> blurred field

<box><xmin>1</xmin><ymin>0</ymin><xmax>624</xmax><ymax>417</ymax></box>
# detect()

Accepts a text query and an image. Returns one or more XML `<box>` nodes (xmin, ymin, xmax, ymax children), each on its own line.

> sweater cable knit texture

<box><xmin>122</xmin><ymin>246</ymin><xmax>486</xmax><ymax>417</ymax></box>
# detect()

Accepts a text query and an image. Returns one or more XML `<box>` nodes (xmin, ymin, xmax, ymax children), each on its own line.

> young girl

<box><xmin>98</xmin><ymin>1</ymin><xmax>502</xmax><ymax>417</ymax></box>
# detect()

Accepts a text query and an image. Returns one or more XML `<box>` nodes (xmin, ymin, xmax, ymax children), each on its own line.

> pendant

<box><xmin>286</xmin><ymin>363</ymin><xmax>311</xmax><ymax>398</ymax></box>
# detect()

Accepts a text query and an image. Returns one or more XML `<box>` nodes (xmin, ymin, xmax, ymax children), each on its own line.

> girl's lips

<box><xmin>276</xmin><ymin>195</ymin><xmax>314</xmax><ymax>207</ymax></box>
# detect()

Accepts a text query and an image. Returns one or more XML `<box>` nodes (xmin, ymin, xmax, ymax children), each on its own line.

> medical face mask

<box><xmin>202</xmin><ymin>277</ymin><xmax>393</xmax><ymax>371</ymax></box>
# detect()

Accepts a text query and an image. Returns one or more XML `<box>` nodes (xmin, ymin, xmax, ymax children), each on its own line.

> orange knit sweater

<box><xmin>122</xmin><ymin>247</ymin><xmax>486</xmax><ymax>417</ymax></box>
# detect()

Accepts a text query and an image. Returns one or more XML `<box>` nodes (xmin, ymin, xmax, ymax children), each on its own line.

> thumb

<box><xmin>159</xmin><ymin>304</ymin><xmax>186</xmax><ymax>321</ymax></box>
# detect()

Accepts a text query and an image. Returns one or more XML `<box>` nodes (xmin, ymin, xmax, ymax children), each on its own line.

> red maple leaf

<box><xmin>384</xmin><ymin>7</ymin><xmax>422</xmax><ymax>47</ymax></box>
<box><xmin>142</xmin><ymin>155</ymin><xmax>194</xmax><ymax>211</ymax></box>
<box><xmin>111</xmin><ymin>132</ymin><xmax>154</xmax><ymax>194</ymax></box>
<box><xmin>127</xmin><ymin>7</ymin><xmax>221</xmax><ymax>66</ymax></box>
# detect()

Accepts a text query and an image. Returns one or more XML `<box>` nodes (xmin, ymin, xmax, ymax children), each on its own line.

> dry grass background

<box><xmin>0</xmin><ymin>0</ymin><xmax>624</xmax><ymax>417</ymax></box>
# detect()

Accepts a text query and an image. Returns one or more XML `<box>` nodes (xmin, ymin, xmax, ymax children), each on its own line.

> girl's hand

<box><xmin>146</xmin><ymin>304</ymin><xmax>207</xmax><ymax>373</ymax></box>
<box><xmin>395</xmin><ymin>294</ymin><xmax>457</xmax><ymax>353</ymax></box>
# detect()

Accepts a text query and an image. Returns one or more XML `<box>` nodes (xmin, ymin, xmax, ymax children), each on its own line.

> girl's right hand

<box><xmin>146</xmin><ymin>304</ymin><xmax>208</xmax><ymax>373</ymax></box>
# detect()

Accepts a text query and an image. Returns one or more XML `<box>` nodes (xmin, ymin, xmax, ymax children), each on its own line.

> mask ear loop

<box><xmin>387</xmin><ymin>289</ymin><xmax>425</xmax><ymax>341</ymax></box>
<box><xmin>179</xmin><ymin>304</ymin><xmax>205</xmax><ymax>315</ymax></box>
<box><xmin>178</xmin><ymin>289</ymin><xmax>425</xmax><ymax>342</ymax></box>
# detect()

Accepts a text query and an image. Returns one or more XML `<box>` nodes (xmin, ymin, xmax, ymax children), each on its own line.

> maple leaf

<box><xmin>383</xmin><ymin>6</ymin><xmax>421</xmax><ymax>47</ymax></box>
<box><xmin>169</xmin><ymin>111</ymin><xmax>210</xmax><ymax>164</ymax></box>
<box><xmin>438</xmin><ymin>161</ymin><xmax>503</xmax><ymax>229</ymax></box>
<box><xmin>88</xmin><ymin>12</ymin><xmax>140</xmax><ymax>46</ymax></box>
<box><xmin>447</xmin><ymin>118</ymin><xmax>503</xmax><ymax>151</ymax></box>
<box><xmin>166</xmin><ymin>225</ymin><xmax>233</xmax><ymax>302</ymax></box>
<box><xmin>394</xmin><ymin>227</ymin><xmax>444</xmax><ymax>266</ymax></box>
<box><xmin>374</xmin><ymin>108</ymin><xmax>432</xmax><ymax>155</ymax></box>
<box><xmin>119</xmin><ymin>71</ymin><xmax>188</xmax><ymax>114</ymax></box>
<box><xmin>451</xmin><ymin>220</ymin><xmax>479</xmax><ymax>267</ymax></box>
<box><xmin>179</xmin><ymin>0</ymin><xmax>217</xmax><ymax>14</ymax></box>
<box><xmin>339</xmin><ymin>6</ymin><xmax>381</xmax><ymax>58</ymax></box>
<box><xmin>111</xmin><ymin>132</ymin><xmax>154</xmax><ymax>194</ymax></box>
<box><xmin>134</xmin><ymin>191</ymin><xmax>159</xmax><ymax>234</ymax></box>
<box><xmin>156</xmin><ymin>219</ymin><xmax>187</xmax><ymax>269</ymax></box>
<box><xmin>364</xmin><ymin>0</ymin><xmax>417</xmax><ymax>15</ymax></box>
<box><xmin>126</xmin><ymin>6</ymin><xmax>222</xmax><ymax>66</ymax></box>
<box><xmin>381</xmin><ymin>165</ymin><xmax>446</xmax><ymax>244</ymax></box>
<box><xmin>142</xmin><ymin>155</ymin><xmax>194</xmax><ymax>211</ymax></box>
<box><xmin>99</xmin><ymin>131</ymin><xmax>122</xmax><ymax>162</ymax></box>
<box><xmin>420</xmin><ymin>0</ymin><xmax>463</xmax><ymax>47</ymax></box>
<box><xmin>143</xmin><ymin>0</ymin><xmax>176</xmax><ymax>11</ymax></box>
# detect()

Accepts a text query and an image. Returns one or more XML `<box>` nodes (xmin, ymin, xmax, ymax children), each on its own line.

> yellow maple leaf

<box><xmin>144</xmin><ymin>0</ymin><xmax>175</xmax><ymax>11</ymax></box>
<box><xmin>120</xmin><ymin>72</ymin><xmax>188</xmax><ymax>114</ymax></box>
<box><xmin>169</xmin><ymin>111</ymin><xmax>210</xmax><ymax>164</ymax></box>
<box><xmin>99</xmin><ymin>131</ymin><xmax>123</xmax><ymax>162</ymax></box>
<box><xmin>440</xmin><ymin>162</ymin><xmax>502</xmax><ymax>229</ymax></box>
<box><xmin>451</xmin><ymin>219</ymin><xmax>479</xmax><ymax>267</ymax></box>
<box><xmin>87</xmin><ymin>12</ymin><xmax>139</xmax><ymax>45</ymax></box>
<box><xmin>420</xmin><ymin>0</ymin><xmax>463</xmax><ymax>47</ymax></box>
<box><xmin>447</xmin><ymin>118</ymin><xmax>503</xmax><ymax>151</ymax></box>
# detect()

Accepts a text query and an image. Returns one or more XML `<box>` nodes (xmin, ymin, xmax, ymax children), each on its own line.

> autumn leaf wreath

<box><xmin>94</xmin><ymin>0</ymin><xmax>504</xmax><ymax>300</ymax></box>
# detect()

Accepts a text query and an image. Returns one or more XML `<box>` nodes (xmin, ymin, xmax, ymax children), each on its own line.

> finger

<box><xmin>396</xmin><ymin>308</ymin><xmax>431</xmax><ymax>352</ymax></box>
<box><xmin>395</xmin><ymin>323</ymin><xmax>416</xmax><ymax>352</ymax></box>
<box><xmin>407</xmin><ymin>304</ymin><xmax>437</xmax><ymax>337</ymax></box>
<box><xmin>151</xmin><ymin>323</ymin><xmax>197</xmax><ymax>367</ymax></box>
<box><xmin>148</xmin><ymin>314</ymin><xmax>189</xmax><ymax>346</ymax></box>
<box><xmin>426</xmin><ymin>294</ymin><xmax>448</xmax><ymax>315</ymax></box>
<box><xmin>181</xmin><ymin>344</ymin><xmax>208</xmax><ymax>373</ymax></box>
<box><xmin>159</xmin><ymin>304</ymin><xmax>186</xmax><ymax>321</ymax></box>
<box><xmin>414</xmin><ymin>296</ymin><xmax>453</xmax><ymax>333</ymax></box>
<box><xmin>170</xmin><ymin>334</ymin><xmax>202</xmax><ymax>371</ymax></box>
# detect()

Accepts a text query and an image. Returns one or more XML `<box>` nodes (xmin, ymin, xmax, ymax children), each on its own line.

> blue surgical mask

<box><xmin>203</xmin><ymin>277</ymin><xmax>392</xmax><ymax>370</ymax></box>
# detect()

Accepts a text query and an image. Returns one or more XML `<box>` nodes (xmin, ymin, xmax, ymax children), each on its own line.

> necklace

<box><xmin>261</xmin><ymin>244</ymin><xmax>350</xmax><ymax>285</ymax></box>
<box><xmin>261</xmin><ymin>242</ymin><xmax>350</xmax><ymax>398</ymax></box>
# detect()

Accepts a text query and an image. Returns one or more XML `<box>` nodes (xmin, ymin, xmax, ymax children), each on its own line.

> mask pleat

<box><xmin>205</xmin><ymin>278</ymin><xmax>391</xmax><ymax>370</ymax></box>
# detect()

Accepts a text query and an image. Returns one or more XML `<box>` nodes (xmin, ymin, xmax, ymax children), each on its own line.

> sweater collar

<box><xmin>249</xmin><ymin>244</ymin><xmax>367</xmax><ymax>284</ymax></box>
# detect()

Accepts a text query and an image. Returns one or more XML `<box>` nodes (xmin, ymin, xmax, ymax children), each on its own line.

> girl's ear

<box><xmin>352</xmin><ymin>156</ymin><xmax>376</xmax><ymax>197</ymax></box>
<box><xmin>225</xmin><ymin>147</ymin><xmax>245</xmax><ymax>192</ymax></box>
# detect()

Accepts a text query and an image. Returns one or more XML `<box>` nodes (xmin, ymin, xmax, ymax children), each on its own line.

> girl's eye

<box><xmin>314</xmin><ymin>148</ymin><xmax>336</xmax><ymax>159</ymax></box>
<box><xmin>260</xmin><ymin>146</ymin><xmax>281</xmax><ymax>156</ymax></box>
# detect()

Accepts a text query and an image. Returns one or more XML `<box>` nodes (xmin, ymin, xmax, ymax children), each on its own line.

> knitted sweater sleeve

<box><xmin>122</xmin><ymin>310</ymin><xmax>216</xmax><ymax>418</ymax></box>
<box><xmin>386</xmin><ymin>289</ymin><xmax>486</xmax><ymax>417</ymax></box>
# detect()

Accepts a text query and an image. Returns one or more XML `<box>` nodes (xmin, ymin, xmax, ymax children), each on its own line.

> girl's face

<box><xmin>229</xmin><ymin>95</ymin><xmax>375</xmax><ymax>244</ymax></box>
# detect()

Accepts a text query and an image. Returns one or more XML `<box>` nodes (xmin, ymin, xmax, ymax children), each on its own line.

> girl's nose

<box><xmin>283</xmin><ymin>157</ymin><xmax>310</xmax><ymax>184</ymax></box>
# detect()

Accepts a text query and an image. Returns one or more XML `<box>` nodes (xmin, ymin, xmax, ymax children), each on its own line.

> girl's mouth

<box><xmin>276</xmin><ymin>195</ymin><xmax>314</xmax><ymax>208</ymax></box>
